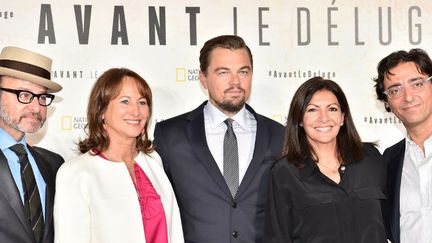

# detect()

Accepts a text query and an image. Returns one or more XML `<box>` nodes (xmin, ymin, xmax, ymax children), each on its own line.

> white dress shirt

<box><xmin>400</xmin><ymin>135</ymin><xmax>432</xmax><ymax>243</ymax></box>
<box><xmin>203</xmin><ymin>101</ymin><xmax>257</xmax><ymax>183</ymax></box>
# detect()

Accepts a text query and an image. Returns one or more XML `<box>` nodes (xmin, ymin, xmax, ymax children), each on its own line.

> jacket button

<box><xmin>232</xmin><ymin>231</ymin><xmax>239</xmax><ymax>238</ymax></box>
<box><xmin>232</xmin><ymin>202</ymin><xmax>237</xmax><ymax>208</ymax></box>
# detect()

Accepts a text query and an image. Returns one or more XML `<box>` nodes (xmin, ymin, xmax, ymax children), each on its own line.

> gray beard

<box><xmin>0</xmin><ymin>105</ymin><xmax>45</xmax><ymax>133</ymax></box>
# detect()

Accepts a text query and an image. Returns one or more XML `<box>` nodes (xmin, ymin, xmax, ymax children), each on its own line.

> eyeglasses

<box><xmin>383</xmin><ymin>76</ymin><xmax>432</xmax><ymax>99</ymax></box>
<box><xmin>0</xmin><ymin>87</ymin><xmax>55</xmax><ymax>106</ymax></box>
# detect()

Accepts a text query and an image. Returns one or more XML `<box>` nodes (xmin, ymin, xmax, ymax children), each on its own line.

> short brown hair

<box><xmin>199</xmin><ymin>35</ymin><xmax>253</xmax><ymax>75</ymax></box>
<box><xmin>78</xmin><ymin>68</ymin><xmax>153</xmax><ymax>154</ymax></box>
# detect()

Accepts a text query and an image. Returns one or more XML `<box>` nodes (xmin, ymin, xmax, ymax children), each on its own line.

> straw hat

<box><xmin>0</xmin><ymin>46</ymin><xmax>62</xmax><ymax>92</ymax></box>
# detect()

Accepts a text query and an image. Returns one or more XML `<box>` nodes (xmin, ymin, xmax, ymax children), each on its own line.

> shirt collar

<box><xmin>405</xmin><ymin>134</ymin><xmax>432</xmax><ymax>157</ymax></box>
<box><xmin>204</xmin><ymin>101</ymin><xmax>248</xmax><ymax>129</ymax></box>
<box><xmin>427</xmin><ymin>136</ymin><xmax>432</xmax><ymax>147</ymax></box>
<box><xmin>405</xmin><ymin>134</ymin><xmax>432</xmax><ymax>147</ymax></box>
<box><xmin>0</xmin><ymin>128</ymin><xmax>26</xmax><ymax>151</ymax></box>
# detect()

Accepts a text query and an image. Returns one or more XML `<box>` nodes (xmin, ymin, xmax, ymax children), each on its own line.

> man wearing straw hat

<box><xmin>0</xmin><ymin>46</ymin><xmax>64</xmax><ymax>243</ymax></box>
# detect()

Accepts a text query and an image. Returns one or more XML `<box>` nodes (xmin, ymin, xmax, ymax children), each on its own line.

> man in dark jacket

<box><xmin>0</xmin><ymin>46</ymin><xmax>64</xmax><ymax>243</ymax></box>
<box><xmin>374</xmin><ymin>48</ymin><xmax>432</xmax><ymax>243</ymax></box>
<box><xmin>154</xmin><ymin>35</ymin><xmax>284</xmax><ymax>243</ymax></box>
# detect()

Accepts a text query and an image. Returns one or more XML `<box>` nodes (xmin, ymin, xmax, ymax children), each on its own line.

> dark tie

<box><xmin>223</xmin><ymin>118</ymin><xmax>239</xmax><ymax>197</ymax></box>
<box><xmin>10</xmin><ymin>144</ymin><xmax>44</xmax><ymax>243</ymax></box>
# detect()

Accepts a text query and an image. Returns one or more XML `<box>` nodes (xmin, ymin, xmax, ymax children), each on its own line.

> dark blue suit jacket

<box><xmin>154</xmin><ymin>101</ymin><xmax>284</xmax><ymax>243</ymax></box>
<box><xmin>383</xmin><ymin>139</ymin><xmax>405</xmax><ymax>243</ymax></box>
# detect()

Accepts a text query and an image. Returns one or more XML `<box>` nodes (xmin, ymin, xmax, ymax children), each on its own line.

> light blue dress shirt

<box><xmin>0</xmin><ymin>128</ymin><xmax>46</xmax><ymax>219</ymax></box>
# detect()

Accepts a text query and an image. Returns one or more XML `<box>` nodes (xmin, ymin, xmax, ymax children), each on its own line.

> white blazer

<box><xmin>54</xmin><ymin>151</ymin><xmax>184</xmax><ymax>243</ymax></box>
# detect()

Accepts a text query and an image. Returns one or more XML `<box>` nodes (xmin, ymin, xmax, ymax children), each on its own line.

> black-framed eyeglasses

<box><xmin>383</xmin><ymin>76</ymin><xmax>432</xmax><ymax>99</ymax></box>
<box><xmin>0</xmin><ymin>87</ymin><xmax>55</xmax><ymax>106</ymax></box>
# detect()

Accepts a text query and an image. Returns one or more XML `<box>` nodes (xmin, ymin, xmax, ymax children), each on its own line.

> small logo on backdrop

<box><xmin>176</xmin><ymin>68</ymin><xmax>186</xmax><ymax>82</ymax></box>
<box><xmin>61</xmin><ymin>115</ymin><xmax>87</xmax><ymax>131</ymax></box>
<box><xmin>176</xmin><ymin>67</ymin><xmax>199</xmax><ymax>82</ymax></box>
<box><xmin>61</xmin><ymin>116</ymin><xmax>72</xmax><ymax>130</ymax></box>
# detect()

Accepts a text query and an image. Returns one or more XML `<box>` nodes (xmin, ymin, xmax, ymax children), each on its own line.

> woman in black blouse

<box><xmin>264</xmin><ymin>77</ymin><xmax>387</xmax><ymax>243</ymax></box>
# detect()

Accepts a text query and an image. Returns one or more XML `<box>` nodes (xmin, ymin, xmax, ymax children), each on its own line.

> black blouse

<box><xmin>264</xmin><ymin>143</ymin><xmax>387</xmax><ymax>243</ymax></box>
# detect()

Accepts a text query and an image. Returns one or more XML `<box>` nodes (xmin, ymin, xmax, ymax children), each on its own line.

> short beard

<box><xmin>217</xmin><ymin>96</ymin><xmax>246</xmax><ymax>114</ymax></box>
<box><xmin>0</xmin><ymin>105</ymin><xmax>45</xmax><ymax>133</ymax></box>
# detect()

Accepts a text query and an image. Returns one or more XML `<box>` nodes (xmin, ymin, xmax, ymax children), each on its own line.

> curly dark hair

<box><xmin>373</xmin><ymin>48</ymin><xmax>432</xmax><ymax>111</ymax></box>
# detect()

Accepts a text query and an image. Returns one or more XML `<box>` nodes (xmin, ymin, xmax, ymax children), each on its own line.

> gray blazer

<box><xmin>154</xmin><ymin>101</ymin><xmax>284</xmax><ymax>243</ymax></box>
<box><xmin>0</xmin><ymin>146</ymin><xmax>63</xmax><ymax>243</ymax></box>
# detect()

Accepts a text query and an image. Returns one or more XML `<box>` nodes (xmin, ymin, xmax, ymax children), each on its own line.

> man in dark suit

<box><xmin>0</xmin><ymin>46</ymin><xmax>64</xmax><ymax>243</ymax></box>
<box><xmin>154</xmin><ymin>35</ymin><xmax>284</xmax><ymax>243</ymax></box>
<box><xmin>373</xmin><ymin>48</ymin><xmax>432</xmax><ymax>243</ymax></box>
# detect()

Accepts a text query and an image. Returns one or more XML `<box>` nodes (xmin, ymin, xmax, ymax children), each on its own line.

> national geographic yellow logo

<box><xmin>176</xmin><ymin>67</ymin><xmax>199</xmax><ymax>82</ymax></box>
<box><xmin>176</xmin><ymin>68</ymin><xmax>186</xmax><ymax>82</ymax></box>
<box><xmin>61</xmin><ymin>115</ymin><xmax>87</xmax><ymax>130</ymax></box>
<box><xmin>61</xmin><ymin>116</ymin><xmax>72</xmax><ymax>130</ymax></box>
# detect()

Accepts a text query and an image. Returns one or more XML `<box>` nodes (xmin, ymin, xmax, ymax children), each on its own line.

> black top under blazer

<box><xmin>154</xmin><ymin>101</ymin><xmax>284</xmax><ymax>243</ymax></box>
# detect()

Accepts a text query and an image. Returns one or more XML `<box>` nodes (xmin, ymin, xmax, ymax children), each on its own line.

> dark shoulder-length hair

<box><xmin>283</xmin><ymin>76</ymin><xmax>363</xmax><ymax>167</ymax></box>
<box><xmin>78</xmin><ymin>68</ymin><xmax>154</xmax><ymax>154</ymax></box>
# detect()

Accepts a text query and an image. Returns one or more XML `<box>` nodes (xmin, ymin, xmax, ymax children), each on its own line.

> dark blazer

<box><xmin>383</xmin><ymin>139</ymin><xmax>405</xmax><ymax>243</ymax></box>
<box><xmin>0</xmin><ymin>145</ymin><xmax>64</xmax><ymax>243</ymax></box>
<box><xmin>154</xmin><ymin>101</ymin><xmax>284</xmax><ymax>243</ymax></box>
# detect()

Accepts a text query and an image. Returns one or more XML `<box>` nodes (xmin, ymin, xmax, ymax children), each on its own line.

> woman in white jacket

<box><xmin>54</xmin><ymin>68</ymin><xmax>184</xmax><ymax>243</ymax></box>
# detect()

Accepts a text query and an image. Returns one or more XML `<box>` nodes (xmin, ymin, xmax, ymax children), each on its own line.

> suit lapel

<box><xmin>0</xmin><ymin>151</ymin><xmax>34</xmax><ymax>237</ymax></box>
<box><xmin>387</xmin><ymin>139</ymin><xmax>405</xmax><ymax>243</ymax></box>
<box><xmin>236</xmin><ymin>106</ymin><xmax>270</xmax><ymax>197</ymax></box>
<box><xmin>28</xmin><ymin>146</ymin><xmax>55</xmax><ymax>241</ymax></box>
<box><xmin>185</xmin><ymin>102</ymin><xmax>232</xmax><ymax>198</ymax></box>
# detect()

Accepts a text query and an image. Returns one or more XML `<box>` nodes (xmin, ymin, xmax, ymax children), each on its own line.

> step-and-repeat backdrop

<box><xmin>1</xmin><ymin>1</ymin><xmax>431</xmax><ymax>160</ymax></box>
